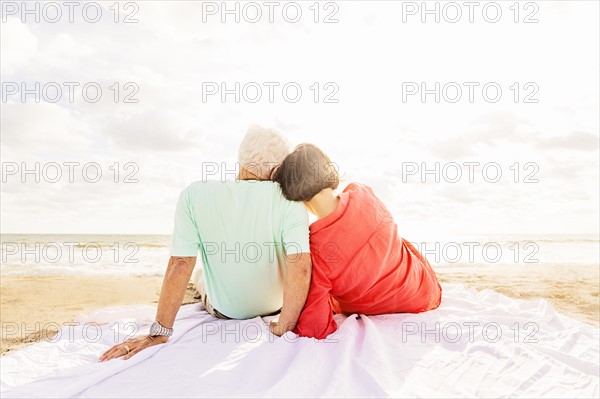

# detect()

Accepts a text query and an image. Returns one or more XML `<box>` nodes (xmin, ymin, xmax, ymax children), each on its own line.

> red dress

<box><xmin>294</xmin><ymin>183</ymin><xmax>442</xmax><ymax>339</ymax></box>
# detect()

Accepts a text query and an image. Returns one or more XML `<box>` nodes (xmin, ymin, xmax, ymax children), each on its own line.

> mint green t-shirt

<box><xmin>170</xmin><ymin>180</ymin><xmax>310</xmax><ymax>319</ymax></box>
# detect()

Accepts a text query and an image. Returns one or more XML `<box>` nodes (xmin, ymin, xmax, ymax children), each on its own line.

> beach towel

<box><xmin>1</xmin><ymin>283</ymin><xmax>598</xmax><ymax>398</ymax></box>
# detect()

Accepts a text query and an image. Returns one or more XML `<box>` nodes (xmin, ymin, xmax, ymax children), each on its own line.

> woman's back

<box><xmin>295</xmin><ymin>183</ymin><xmax>442</xmax><ymax>338</ymax></box>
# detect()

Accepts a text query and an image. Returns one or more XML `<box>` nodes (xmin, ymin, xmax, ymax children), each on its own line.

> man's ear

<box><xmin>269</xmin><ymin>164</ymin><xmax>281</xmax><ymax>181</ymax></box>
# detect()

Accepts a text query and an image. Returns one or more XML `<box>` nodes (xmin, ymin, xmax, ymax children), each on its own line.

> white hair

<box><xmin>238</xmin><ymin>125</ymin><xmax>291</xmax><ymax>179</ymax></box>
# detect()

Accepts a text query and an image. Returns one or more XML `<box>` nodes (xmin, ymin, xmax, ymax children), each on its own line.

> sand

<box><xmin>0</xmin><ymin>276</ymin><xmax>201</xmax><ymax>356</ymax></box>
<box><xmin>1</xmin><ymin>265</ymin><xmax>598</xmax><ymax>356</ymax></box>
<box><xmin>436</xmin><ymin>264</ymin><xmax>599</xmax><ymax>327</ymax></box>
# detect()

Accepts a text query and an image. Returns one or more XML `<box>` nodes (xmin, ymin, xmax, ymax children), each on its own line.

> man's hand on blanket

<box><xmin>98</xmin><ymin>335</ymin><xmax>168</xmax><ymax>362</ymax></box>
<box><xmin>269</xmin><ymin>320</ymin><xmax>296</xmax><ymax>337</ymax></box>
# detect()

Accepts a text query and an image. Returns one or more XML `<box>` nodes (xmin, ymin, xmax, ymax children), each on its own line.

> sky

<box><xmin>1</xmin><ymin>0</ymin><xmax>599</xmax><ymax>237</ymax></box>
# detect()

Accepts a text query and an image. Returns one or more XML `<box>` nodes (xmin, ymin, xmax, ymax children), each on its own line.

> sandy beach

<box><xmin>437</xmin><ymin>264</ymin><xmax>599</xmax><ymax>327</ymax></box>
<box><xmin>1</xmin><ymin>265</ymin><xmax>598</xmax><ymax>356</ymax></box>
<box><xmin>0</xmin><ymin>276</ymin><xmax>201</xmax><ymax>356</ymax></box>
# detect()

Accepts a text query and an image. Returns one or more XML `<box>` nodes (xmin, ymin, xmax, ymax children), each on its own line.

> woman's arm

<box><xmin>292</xmin><ymin>253</ymin><xmax>337</xmax><ymax>339</ymax></box>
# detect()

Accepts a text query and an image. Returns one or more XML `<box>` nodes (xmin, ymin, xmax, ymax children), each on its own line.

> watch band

<box><xmin>150</xmin><ymin>320</ymin><xmax>173</xmax><ymax>337</ymax></box>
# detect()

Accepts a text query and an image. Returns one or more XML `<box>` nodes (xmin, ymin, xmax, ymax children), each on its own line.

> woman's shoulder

<box><xmin>342</xmin><ymin>182</ymin><xmax>377</xmax><ymax>198</ymax></box>
<box><xmin>343</xmin><ymin>182</ymin><xmax>390</xmax><ymax>218</ymax></box>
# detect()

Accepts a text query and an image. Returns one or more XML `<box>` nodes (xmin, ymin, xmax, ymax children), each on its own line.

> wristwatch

<box><xmin>149</xmin><ymin>320</ymin><xmax>173</xmax><ymax>337</ymax></box>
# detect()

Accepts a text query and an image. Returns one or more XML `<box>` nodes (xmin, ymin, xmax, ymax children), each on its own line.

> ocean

<box><xmin>1</xmin><ymin>234</ymin><xmax>598</xmax><ymax>277</ymax></box>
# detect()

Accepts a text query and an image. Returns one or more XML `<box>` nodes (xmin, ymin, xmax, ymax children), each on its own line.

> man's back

<box><xmin>171</xmin><ymin>180</ymin><xmax>309</xmax><ymax>319</ymax></box>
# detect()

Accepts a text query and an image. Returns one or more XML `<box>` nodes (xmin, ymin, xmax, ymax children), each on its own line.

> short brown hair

<box><xmin>273</xmin><ymin>143</ymin><xmax>340</xmax><ymax>201</ymax></box>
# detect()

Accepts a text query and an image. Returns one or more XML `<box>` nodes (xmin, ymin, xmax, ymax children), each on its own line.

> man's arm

<box><xmin>99</xmin><ymin>256</ymin><xmax>196</xmax><ymax>361</ymax></box>
<box><xmin>270</xmin><ymin>252</ymin><xmax>312</xmax><ymax>336</ymax></box>
<box><xmin>155</xmin><ymin>256</ymin><xmax>197</xmax><ymax>328</ymax></box>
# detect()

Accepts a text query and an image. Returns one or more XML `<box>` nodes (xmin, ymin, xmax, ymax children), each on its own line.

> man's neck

<box><xmin>308</xmin><ymin>189</ymin><xmax>339</xmax><ymax>220</ymax></box>
<box><xmin>238</xmin><ymin>168</ymin><xmax>262</xmax><ymax>181</ymax></box>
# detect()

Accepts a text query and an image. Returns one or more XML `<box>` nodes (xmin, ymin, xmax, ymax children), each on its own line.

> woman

<box><xmin>273</xmin><ymin>144</ymin><xmax>442</xmax><ymax>339</ymax></box>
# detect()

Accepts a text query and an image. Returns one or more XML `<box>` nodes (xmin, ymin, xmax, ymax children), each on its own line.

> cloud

<box><xmin>99</xmin><ymin>109</ymin><xmax>205</xmax><ymax>151</ymax></box>
<box><xmin>0</xmin><ymin>102</ymin><xmax>93</xmax><ymax>153</ymax></box>
<box><xmin>0</xmin><ymin>18</ymin><xmax>38</xmax><ymax>75</ymax></box>
<box><xmin>427</xmin><ymin>112</ymin><xmax>529</xmax><ymax>159</ymax></box>
<box><xmin>535</xmin><ymin>131</ymin><xmax>599</xmax><ymax>152</ymax></box>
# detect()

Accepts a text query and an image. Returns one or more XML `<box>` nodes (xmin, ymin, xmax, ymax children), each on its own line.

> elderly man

<box><xmin>99</xmin><ymin>126</ymin><xmax>312</xmax><ymax>361</ymax></box>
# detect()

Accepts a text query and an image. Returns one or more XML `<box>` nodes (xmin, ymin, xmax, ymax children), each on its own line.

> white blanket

<box><xmin>1</xmin><ymin>284</ymin><xmax>598</xmax><ymax>398</ymax></box>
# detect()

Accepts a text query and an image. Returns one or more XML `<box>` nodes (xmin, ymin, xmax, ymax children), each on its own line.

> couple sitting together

<box><xmin>99</xmin><ymin>126</ymin><xmax>442</xmax><ymax>362</ymax></box>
